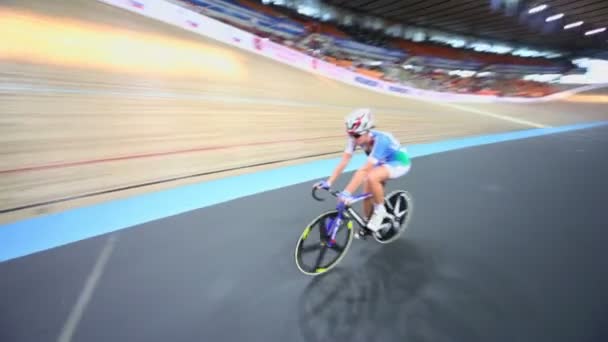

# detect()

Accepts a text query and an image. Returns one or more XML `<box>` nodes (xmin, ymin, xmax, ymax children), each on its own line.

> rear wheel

<box><xmin>295</xmin><ymin>210</ymin><xmax>355</xmax><ymax>276</ymax></box>
<box><xmin>375</xmin><ymin>190</ymin><xmax>413</xmax><ymax>244</ymax></box>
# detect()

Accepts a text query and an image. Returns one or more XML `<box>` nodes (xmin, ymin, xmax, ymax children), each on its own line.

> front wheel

<box><xmin>295</xmin><ymin>210</ymin><xmax>355</xmax><ymax>276</ymax></box>
<box><xmin>374</xmin><ymin>190</ymin><xmax>414</xmax><ymax>244</ymax></box>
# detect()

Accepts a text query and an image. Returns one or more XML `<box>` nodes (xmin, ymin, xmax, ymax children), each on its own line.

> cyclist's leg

<box><xmin>363</xmin><ymin>176</ymin><xmax>373</xmax><ymax>221</ymax></box>
<box><xmin>384</xmin><ymin>162</ymin><xmax>411</xmax><ymax>180</ymax></box>
<box><xmin>365</xmin><ymin>165</ymin><xmax>391</xmax><ymax>232</ymax></box>
<box><xmin>369</xmin><ymin>162</ymin><xmax>411</xmax><ymax>206</ymax></box>
<box><xmin>368</xmin><ymin>166</ymin><xmax>390</xmax><ymax>208</ymax></box>
<box><xmin>367</xmin><ymin>160</ymin><xmax>411</xmax><ymax>231</ymax></box>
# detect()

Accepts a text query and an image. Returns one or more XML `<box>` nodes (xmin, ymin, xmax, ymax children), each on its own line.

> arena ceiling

<box><xmin>322</xmin><ymin>0</ymin><xmax>608</xmax><ymax>57</ymax></box>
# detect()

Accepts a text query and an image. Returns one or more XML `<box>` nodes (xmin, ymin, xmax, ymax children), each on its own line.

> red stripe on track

<box><xmin>0</xmin><ymin>134</ymin><xmax>343</xmax><ymax>175</ymax></box>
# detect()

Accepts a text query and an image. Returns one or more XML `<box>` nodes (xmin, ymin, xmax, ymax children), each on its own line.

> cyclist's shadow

<box><xmin>297</xmin><ymin>238</ymin><xmax>434</xmax><ymax>342</ymax></box>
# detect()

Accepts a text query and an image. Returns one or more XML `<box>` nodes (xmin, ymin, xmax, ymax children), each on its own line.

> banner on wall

<box><xmin>311</xmin><ymin>59</ymin><xmax>347</xmax><ymax>81</ymax></box>
<box><xmin>388</xmin><ymin>86</ymin><xmax>409</xmax><ymax>94</ymax></box>
<box><xmin>96</xmin><ymin>0</ymin><xmax>604</xmax><ymax>103</ymax></box>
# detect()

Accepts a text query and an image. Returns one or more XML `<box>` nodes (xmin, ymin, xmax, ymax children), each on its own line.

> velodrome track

<box><xmin>1</xmin><ymin>1</ymin><xmax>608</xmax><ymax>341</ymax></box>
<box><xmin>2</xmin><ymin>0</ymin><xmax>608</xmax><ymax>224</ymax></box>
<box><xmin>2</xmin><ymin>123</ymin><xmax>608</xmax><ymax>342</ymax></box>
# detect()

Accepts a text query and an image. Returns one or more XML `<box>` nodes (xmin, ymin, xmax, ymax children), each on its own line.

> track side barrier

<box><xmin>98</xmin><ymin>0</ymin><xmax>608</xmax><ymax>103</ymax></box>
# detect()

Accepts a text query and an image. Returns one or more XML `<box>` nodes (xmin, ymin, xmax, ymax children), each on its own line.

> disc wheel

<box><xmin>375</xmin><ymin>190</ymin><xmax>414</xmax><ymax>244</ymax></box>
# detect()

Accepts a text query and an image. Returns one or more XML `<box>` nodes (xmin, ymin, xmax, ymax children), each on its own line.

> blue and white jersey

<box><xmin>344</xmin><ymin>130</ymin><xmax>410</xmax><ymax>166</ymax></box>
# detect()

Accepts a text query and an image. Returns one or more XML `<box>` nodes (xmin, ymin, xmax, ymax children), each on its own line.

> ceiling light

<box><xmin>545</xmin><ymin>13</ymin><xmax>564</xmax><ymax>22</ymax></box>
<box><xmin>585</xmin><ymin>27</ymin><xmax>606</xmax><ymax>36</ymax></box>
<box><xmin>564</xmin><ymin>21</ymin><xmax>584</xmax><ymax>29</ymax></box>
<box><xmin>528</xmin><ymin>4</ymin><xmax>548</xmax><ymax>14</ymax></box>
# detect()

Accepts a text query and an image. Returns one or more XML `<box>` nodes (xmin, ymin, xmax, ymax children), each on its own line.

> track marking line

<box><xmin>436</xmin><ymin>102</ymin><xmax>548</xmax><ymax>128</ymax></box>
<box><xmin>57</xmin><ymin>235</ymin><xmax>117</xmax><ymax>342</ymax></box>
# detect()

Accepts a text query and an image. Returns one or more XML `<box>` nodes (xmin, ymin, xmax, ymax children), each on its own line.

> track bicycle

<box><xmin>294</xmin><ymin>186</ymin><xmax>413</xmax><ymax>276</ymax></box>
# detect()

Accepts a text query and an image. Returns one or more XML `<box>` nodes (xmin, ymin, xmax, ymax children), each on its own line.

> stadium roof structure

<box><xmin>321</xmin><ymin>0</ymin><xmax>608</xmax><ymax>58</ymax></box>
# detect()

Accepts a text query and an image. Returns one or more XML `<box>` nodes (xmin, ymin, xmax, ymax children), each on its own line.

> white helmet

<box><xmin>345</xmin><ymin>108</ymin><xmax>374</xmax><ymax>135</ymax></box>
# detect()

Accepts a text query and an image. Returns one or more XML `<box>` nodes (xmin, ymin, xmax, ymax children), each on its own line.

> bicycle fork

<box><xmin>325</xmin><ymin>216</ymin><xmax>341</xmax><ymax>247</ymax></box>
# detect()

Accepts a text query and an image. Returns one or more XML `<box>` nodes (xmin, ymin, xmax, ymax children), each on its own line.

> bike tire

<box><xmin>375</xmin><ymin>190</ymin><xmax>414</xmax><ymax>244</ymax></box>
<box><xmin>295</xmin><ymin>210</ymin><xmax>355</xmax><ymax>276</ymax></box>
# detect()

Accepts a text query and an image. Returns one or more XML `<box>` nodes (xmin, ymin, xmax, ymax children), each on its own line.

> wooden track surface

<box><xmin>1</xmin><ymin>0</ymin><xmax>607</xmax><ymax>224</ymax></box>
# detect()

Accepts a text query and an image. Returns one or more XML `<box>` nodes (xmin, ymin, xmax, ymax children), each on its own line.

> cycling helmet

<box><xmin>345</xmin><ymin>108</ymin><xmax>374</xmax><ymax>135</ymax></box>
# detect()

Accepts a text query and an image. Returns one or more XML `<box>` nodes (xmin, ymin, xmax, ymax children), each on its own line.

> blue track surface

<box><xmin>1</xmin><ymin>120</ymin><xmax>606</xmax><ymax>262</ymax></box>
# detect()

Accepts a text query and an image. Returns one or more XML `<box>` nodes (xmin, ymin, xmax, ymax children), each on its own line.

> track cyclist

<box><xmin>313</xmin><ymin>108</ymin><xmax>412</xmax><ymax>239</ymax></box>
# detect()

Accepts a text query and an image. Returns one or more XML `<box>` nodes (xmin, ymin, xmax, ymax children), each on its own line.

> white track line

<box><xmin>1</xmin><ymin>82</ymin><xmax>550</xmax><ymax>126</ymax></box>
<box><xmin>0</xmin><ymin>83</ymin><xmax>417</xmax><ymax>113</ymax></box>
<box><xmin>57</xmin><ymin>235</ymin><xmax>117</xmax><ymax>342</ymax></box>
<box><xmin>436</xmin><ymin>102</ymin><xmax>548</xmax><ymax>128</ymax></box>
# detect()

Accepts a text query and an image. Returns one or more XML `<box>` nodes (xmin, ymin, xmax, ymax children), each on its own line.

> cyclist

<box><xmin>313</xmin><ymin>108</ymin><xmax>411</xmax><ymax>238</ymax></box>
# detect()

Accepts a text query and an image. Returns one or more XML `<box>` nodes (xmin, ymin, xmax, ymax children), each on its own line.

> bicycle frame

<box><xmin>312</xmin><ymin>188</ymin><xmax>375</xmax><ymax>246</ymax></box>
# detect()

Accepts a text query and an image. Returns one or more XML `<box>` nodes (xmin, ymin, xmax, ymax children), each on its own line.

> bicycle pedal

<box><xmin>355</xmin><ymin>228</ymin><xmax>370</xmax><ymax>240</ymax></box>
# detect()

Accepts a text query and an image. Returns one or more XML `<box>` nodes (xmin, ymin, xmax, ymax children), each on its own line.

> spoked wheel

<box><xmin>374</xmin><ymin>190</ymin><xmax>414</xmax><ymax>244</ymax></box>
<box><xmin>295</xmin><ymin>210</ymin><xmax>355</xmax><ymax>276</ymax></box>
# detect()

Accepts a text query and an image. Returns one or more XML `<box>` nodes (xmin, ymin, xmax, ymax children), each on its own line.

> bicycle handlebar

<box><xmin>312</xmin><ymin>187</ymin><xmax>373</xmax><ymax>208</ymax></box>
<box><xmin>311</xmin><ymin>187</ymin><xmax>340</xmax><ymax>201</ymax></box>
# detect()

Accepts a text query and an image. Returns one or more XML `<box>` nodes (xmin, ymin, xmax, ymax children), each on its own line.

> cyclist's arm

<box><xmin>327</xmin><ymin>137</ymin><xmax>356</xmax><ymax>185</ymax></box>
<box><xmin>327</xmin><ymin>152</ymin><xmax>352</xmax><ymax>185</ymax></box>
